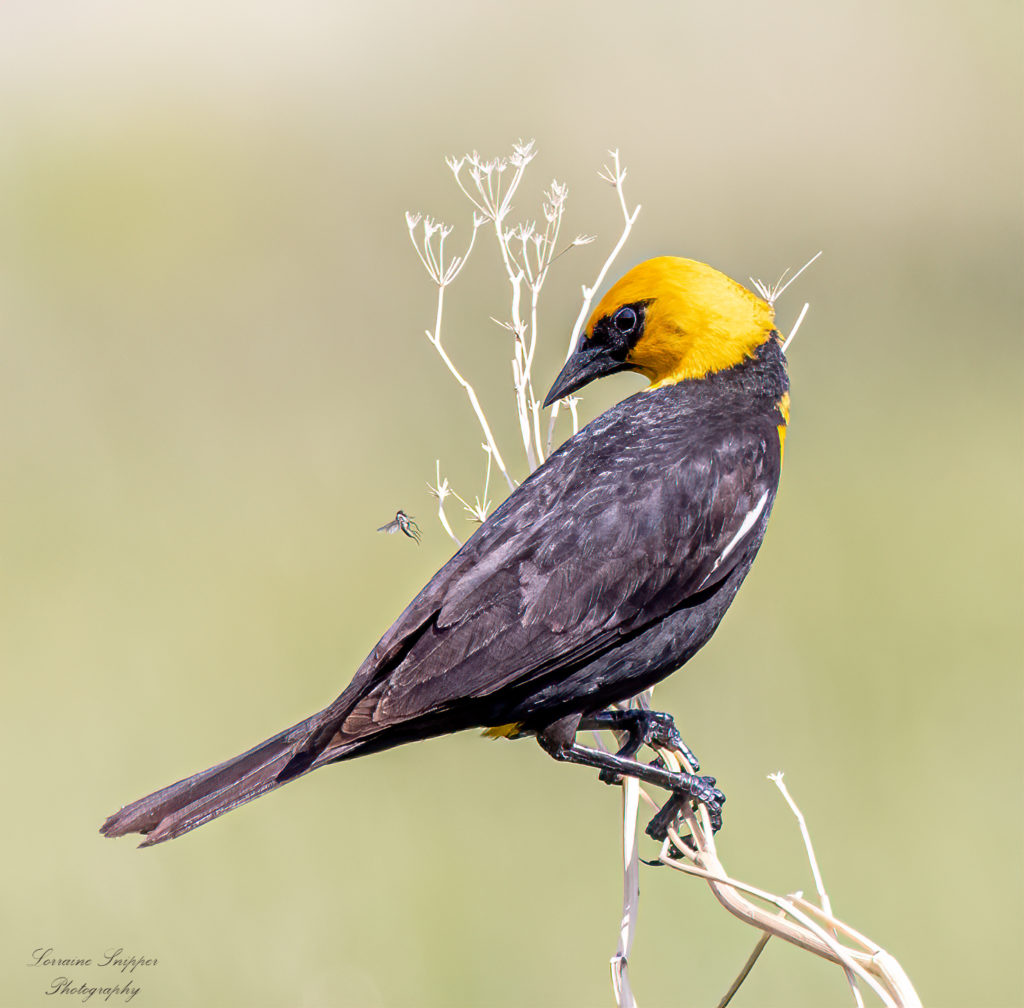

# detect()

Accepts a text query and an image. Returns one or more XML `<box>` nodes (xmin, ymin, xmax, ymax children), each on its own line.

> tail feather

<box><xmin>100</xmin><ymin>714</ymin><xmax>332</xmax><ymax>847</ymax></box>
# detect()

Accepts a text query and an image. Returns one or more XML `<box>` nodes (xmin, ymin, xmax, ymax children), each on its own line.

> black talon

<box><xmin>577</xmin><ymin>708</ymin><xmax>702</xmax><ymax>772</ymax></box>
<box><xmin>646</xmin><ymin>795</ymin><xmax>686</xmax><ymax>841</ymax></box>
<box><xmin>644</xmin><ymin>773</ymin><xmax>726</xmax><ymax>840</ymax></box>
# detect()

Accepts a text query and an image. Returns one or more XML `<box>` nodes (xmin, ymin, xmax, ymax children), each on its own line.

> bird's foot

<box><xmin>536</xmin><ymin>729</ymin><xmax>725</xmax><ymax>837</ymax></box>
<box><xmin>645</xmin><ymin>774</ymin><xmax>725</xmax><ymax>840</ymax></box>
<box><xmin>640</xmin><ymin>711</ymin><xmax>701</xmax><ymax>771</ymax></box>
<box><xmin>583</xmin><ymin>708</ymin><xmax>701</xmax><ymax>785</ymax></box>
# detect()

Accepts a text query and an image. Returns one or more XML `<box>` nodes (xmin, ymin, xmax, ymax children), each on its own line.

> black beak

<box><xmin>542</xmin><ymin>339</ymin><xmax>632</xmax><ymax>408</ymax></box>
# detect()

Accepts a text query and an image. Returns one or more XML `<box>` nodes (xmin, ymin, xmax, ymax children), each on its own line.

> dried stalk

<box><xmin>410</xmin><ymin>142</ymin><xmax>633</xmax><ymax>545</ymax></box>
<box><xmin>595</xmin><ymin>693</ymin><xmax>651</xmax><ymax>1008</ymax></box>
<box><xmin>631</xmin><ymin>744</ymin><xmax>922</xmax><ymax>1007</ymax></box>
<box><xmin>546</xmin><ymin>149</ymin><xmax>640</xmax><ymax>454</ymax></box>
<box><xmin>610</xmin><ymin>775</ymin><xmax>640</xmax><ymax>1008</ymax></box>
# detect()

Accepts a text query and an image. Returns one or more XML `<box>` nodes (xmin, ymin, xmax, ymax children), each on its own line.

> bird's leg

<box><xmin>579</xmin><ymin>708</ymin><xmax>701</xmax><ymax>773</ymax></box>
<box><xmin>537</xmin><ymin>716</ymin><xmax>724</xmax><ymax>834</ymax></box>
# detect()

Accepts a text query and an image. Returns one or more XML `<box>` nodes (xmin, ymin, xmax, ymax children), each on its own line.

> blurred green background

<box><xmin>2</xmin><ymin>1</ymin><xmax>1021</xmax><ymax>1005</ymax></box>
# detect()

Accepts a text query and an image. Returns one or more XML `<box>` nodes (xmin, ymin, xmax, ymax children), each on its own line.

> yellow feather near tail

<box><xmin>481</xmin><ymin>723</ymin><xmax>525</xmax><ymax>739</ymax></box>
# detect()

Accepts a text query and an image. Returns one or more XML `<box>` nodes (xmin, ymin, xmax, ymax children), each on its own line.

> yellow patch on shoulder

<box><xmin>777</xmin><ymin>391</ymin><xmax>790</xmax><ymax>462</ymax></box>
<box><xmin>586</xmin><ymin>257</ymin><xmax>776</xmax><ymax>387</ymax></box>
<box><xmin>481</xmin><ymin>723</ymin><xmax>524</xmax><ymax>739</ymax></box>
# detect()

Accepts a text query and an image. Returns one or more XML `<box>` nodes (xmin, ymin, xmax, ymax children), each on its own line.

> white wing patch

<box><xmin>701</xmin><ymin>489</ymin><xmax>770</xmax><ymax>588</ymax></box>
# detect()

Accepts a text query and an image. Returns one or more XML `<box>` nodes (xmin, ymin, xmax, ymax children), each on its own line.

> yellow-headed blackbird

<box><xmin>101</xmin><ymin>256</ymin><xmax>789</xmax><ymax>847</ymax></box>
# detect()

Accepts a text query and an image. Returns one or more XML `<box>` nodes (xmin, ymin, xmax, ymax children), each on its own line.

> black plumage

<box><xmin>101</xmin><ymin>249</ymin><xmax>795</xmax><ymax>846</ymax></box>
<box><xmin>101</xmin><ymin>335</ymin><xmax>787</xmax><ymax>846</ymax></box>
<box><xmin>330</xmin><ymin>339</ymin><xmax>786</xmax><ymax>743</ymax></box>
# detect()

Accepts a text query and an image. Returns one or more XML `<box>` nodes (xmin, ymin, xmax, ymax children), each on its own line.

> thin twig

<box><xmin>769</xmin><ymin>772</ymin><xmax>831</xmax><ymax>914</ymax></box>
<box><xmin>716</xmin><ymin>918</ymin><xmax>780</xmax><ymax>1008</ymax></box>
<box><xmin>782</xmin><ymin>302</ymin><xmax>810</xmax><ymax>353</ymax></box>
<box><xmin>771</xmin><ymin>250</ymin><xmax>822</xmax><ymax>303</ymax></box>
<box><xmin>607</xmin><ymin>690</ymin><xmax>652</xmax><ymax>1008</ymax></box>
<box><xmin>425</xmin><ymin>283</ymin><xmax>515</xmax><ymax>491</ymax></box>
<box><xmin>751</xmin><ymin>250</ymin><xmax>822</xmax><ymax>305</ymax></box>
<box><xmin>427</xmin><ymin>461</ymin><xmax>462</xmax><ymax>548</ymax></box>
<box><xmin>658</xmin><ymin>835</ymin><xmax>896</xmax><ymax>1008</ymax></box>
<box><xmin>770</xmin><ymin>771</ymin><xmax>861</xmax><ymax>1002</ymax></box>
<box><xmin>610</xmin><ymin>775</ymin><xmax>640</xmax><ymax>1008</ymax></box>
<box><xmin>546</xmin><ymin>149</ymin><xmax>640</xmax><ymax>454</ymax></box>
<box><xmin>414</xmin><ymin>143</ymin><xmax>624</xmax><ymax>543</ymax></box>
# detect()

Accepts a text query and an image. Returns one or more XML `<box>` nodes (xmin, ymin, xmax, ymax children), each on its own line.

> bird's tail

<box><xmin>100</xmin><ymin>711</ymin><xmax>340</xmax><ymax>847</ymax></box>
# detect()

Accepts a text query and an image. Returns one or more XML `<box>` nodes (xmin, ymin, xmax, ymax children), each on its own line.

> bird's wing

<box><xmin>323</xmin><ymin>401</ymin><xmax>779</xmax><ymax>740</ymax></box>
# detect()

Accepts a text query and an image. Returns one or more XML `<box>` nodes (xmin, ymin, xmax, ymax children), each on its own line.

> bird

<box><xmin>377</xmin><ymin>510</ymin><xmax>421</xmax><ymax>543</ymax></box>
<box><xmin>101</xmin><ymin>256</ymin><xmax>789</xmax><ymax>847</ymax></box>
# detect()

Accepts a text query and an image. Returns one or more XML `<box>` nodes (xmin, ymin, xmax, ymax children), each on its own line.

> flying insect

<box><xmin>378</xmin><ymin>511</ymin><xmax>421</xmax><ymax>543</ymax></box>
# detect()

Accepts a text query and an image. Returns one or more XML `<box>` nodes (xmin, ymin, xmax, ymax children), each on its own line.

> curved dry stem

<box><xmin>425</xmin><ymin>284</ymin><xmax>515</xmax><ymax>491</ymax></box>
<box><xmin>416</xmin><ymin>142</ymin><xmax>629</xmax><ymax>542</ymax></box>
<box><xmin>642</xmin><ymin>746</ymin><xmax>921</xmax><ymax>1008</ymax></box>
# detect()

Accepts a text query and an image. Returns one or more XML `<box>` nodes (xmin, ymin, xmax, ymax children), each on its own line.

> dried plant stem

<box><xmin>751</xmin><ymin>250</ymin><xmax>823</xmax><ymax>305</ymax></box>
<box><xmin>638</xmin><ymin>746</ymin><xmax>921</xmax><ymax>1008</ymax></box>
<box><xmin>547</xmin><ymin>149</ymin><xmax>641</xmax><ymax>454</ymax></box>
<box><xmin>410</xmin><ymin>142</ymin><xmax>619</xmax><ymax>534</ymax></box>
<box><xmin>428</xmin><ymin>461</ymin><xmax>462</xmax><ymax>549</ymax></box>
<box><xmin>505</xmin><ymin>271</ymin><xmax>536</xmax><ymax>472</ymax></box>
<box><xmin>716</xmin><ymin>917</ymin><xmax>779</xmax><ymax>1008</ymax></box>
<box><xmin>593</xmin><ymin>693</ymin><xmax>652</xmax><ymax>1008</ymax></box>
<box><xmin>770</xmin><ymin>772</ymin><xmax>832</xmax><ymax>915</ymax></box>
<box><xmin>665</xmin><ymin>849</ymin><xmax>897</xmax><ymax>1008</ymax></box>
<box><xmin>769</xmin><ymin>771</ymin><xmax>861</xmax><ymax>1001</ymax></box>
<box><xmin>783</xmin><ymin>302</ymin><xmax>810</xmax><ymax>353</ymax></box>
<box><xmin>426</xmin><ymin>284</ymin><xmax>515</xmax><ymax>491</ymax></box>
<box><xmin>610</xmin><ymin>775</ymin><xmax>640</xmax><ymax>1008</ymax></box>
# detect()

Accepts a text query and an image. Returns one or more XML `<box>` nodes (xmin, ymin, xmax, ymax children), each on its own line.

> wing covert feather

<box><xmin>341</xmin><ymin>400</ymin><xmax>779</xmax><ymax>734</ymax></box>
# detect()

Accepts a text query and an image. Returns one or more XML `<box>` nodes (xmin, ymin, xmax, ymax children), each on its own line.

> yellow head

<box><xmin>544</xmin><ymin>257</ymin><xmax>777</xmax><ymax>404</ymax></box>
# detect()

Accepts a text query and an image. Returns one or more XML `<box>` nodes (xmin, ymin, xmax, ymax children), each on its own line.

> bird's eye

<box><xmin>613</xmin><ymin>306</ymin><xmax>638</xmax><ymax>334</ymax></box>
